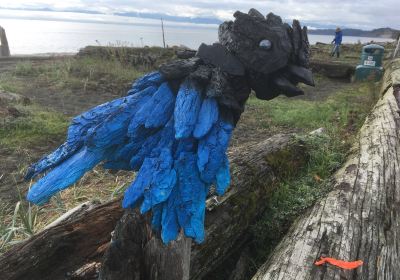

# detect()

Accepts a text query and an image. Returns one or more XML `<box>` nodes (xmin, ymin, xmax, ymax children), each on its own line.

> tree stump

<box><xmin>0</xmin><ymin>26</ymin><xmax>10</xmax><ymax>57</ymax></box>
<box><xmin>98</xmin><ymin>210</ymin><xmax>192</xmax><ymax>280</ymax></box>
<box><xmin>252</xmin><ymin>64</ymin><xmax>400</xmax><ymax>280</ymax></box>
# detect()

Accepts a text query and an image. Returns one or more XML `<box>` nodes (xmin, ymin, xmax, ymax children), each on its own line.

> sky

<box><xmin>0</xmin><ymin>0</ymin><xmax>399</xmax><ymax>30</ymax></box>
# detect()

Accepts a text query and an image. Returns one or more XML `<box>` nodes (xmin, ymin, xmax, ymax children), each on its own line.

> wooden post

<box><xmin>161</xmin><ymin>18</ymin><xmax>166</xmax><ymax>48</ymax></box>
<box><xmin>144</xmin><ymin>232</ymin><xmax>191</xmax><ymax>280</ymax></box>
<box><xmin>0</xmin><ymin>25</ymin><xmax>10</xmax><ymax>57</ymax></box>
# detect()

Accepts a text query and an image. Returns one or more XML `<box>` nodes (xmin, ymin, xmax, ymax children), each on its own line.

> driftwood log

<box><xmin>0</xmin><ymin>133</ymin><xmax>308</xmax><ymax>280</ymax></box>
<box><xmin>0</xmin><ymin>26</ymin><xmax>10</xmax><ymax>57</ymax></box>
<box><xmin>310</xmin><ymin>60</ymin><xmax>355</xmax><ymax>79</ymax></box>
<box><xmin>252</xmin><ymin>59</ymin><xmax>400</xmax><ymax>280</ymax></box>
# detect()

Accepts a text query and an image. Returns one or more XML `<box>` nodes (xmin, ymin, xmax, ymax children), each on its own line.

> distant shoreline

<box><xmin>1</xmin><ymin>40</ymin><xmax>395</xmax><ymax>58</ymax></box>
<box><xmin>309</xmin><ymin>28</ymin><xmax>399</xmax><ymax>39</ymax></box>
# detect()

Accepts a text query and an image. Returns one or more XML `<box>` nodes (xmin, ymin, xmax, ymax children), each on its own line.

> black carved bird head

<box><xmin>218</xmin><ymin>9</ymin><xmax>314</xmax><ymax>100</ymax></box>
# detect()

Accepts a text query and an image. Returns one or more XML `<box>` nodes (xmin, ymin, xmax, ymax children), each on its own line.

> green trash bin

<box><xmin>355</xmin><ymin>44</ymin><xmax>384</xmax><ymax>82</ymax></box>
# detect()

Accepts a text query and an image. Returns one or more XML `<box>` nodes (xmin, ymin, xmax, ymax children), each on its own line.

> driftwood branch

<box><xmin>252</xmin><ymin>63</ymin><xmax>400</xmax><ymax>280</ymax></box>
<box><xmin>0</xmin><ymin>133</ymin><xmax>308</xmax><ymax>280</ymax></box>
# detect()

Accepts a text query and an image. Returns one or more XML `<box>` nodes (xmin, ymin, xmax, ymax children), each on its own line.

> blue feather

<box><xmin>25</xmin><ymin>142</ymin><xmax>81</xmax><ymax>179</ymax></box>
<box><xmin>128</xmin><ymin>82</ymin><xmax>171</xmax><ymax>137</ymax></box>
<box><xmin>87</xmin><ymin>86</ymin><xmax>156</xmax><ymax>149</ymax></box>
<box><xmin>27</xmin><ymin>147</ymin><xmax>106</xmax><ymax>205</ymax></box>
<box><xmin>129</xmin><ymin>117</ymin><xmax>175</xmax><ymax>170</ymax></box>
<box><xmin>193</xmin><ymin>98</ymin><xmax>219</xmax><ymax>139</ymax></box>
<box><xmin>128</xmin><ymin>71</ymin><xmax>164</xmax><ymax>95</ymax></box>
<box><xmin>145</xmin><ymin>85</ymin><xmax>175</xmax><ymax>129</ymax></box>
<box><xmin>129</xmin><ymin>127</ymin><xmax>163</xmax><ymax>170</ymax></box>
<box><xmin>122</xmin><ymin>156</ymin><xmax>155</xmax><ymax>208</ymax></box>
<box><xmin>174</xmin><ymin>79</ymin><xmax>202</xmax><ymax>139</ymax></box>
<box><xmin>140</xmin><ymin>149</ymin><xmax>177</xmax><ymax>213</ymax></box>
<box><xmin>197</xmin><ymin>117</ymin><xmax>233</xmax><ymax>183</ymax></box>
<box><xmin>26</xmin><ymin>86</ymin><xmax>157</xmax><ymax>179</ymax></box>
<box><xmin>160</xmin><ymin>190</ymin><xmax>180</xmax><ymax>243</ymax></box>
<box><xmin>168</xmin><ymin>152</ymin><xmax>208</xmax><ymax>243</ymax></box>
<box><xmin>102</xmin><ymin>126</ymin><xmax>158</xmax><ymax>172</ymax></box>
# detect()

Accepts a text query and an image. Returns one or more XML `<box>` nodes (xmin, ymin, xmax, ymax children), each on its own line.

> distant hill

<box><xmin>309</xmin><ymin>28</ymin><xmax>400</xmax><ymax>39</ymax></box>
<box><xmin>115</xmin><ymin>12</ymin><xmax>222</xmax><ymax>25</ymax></box>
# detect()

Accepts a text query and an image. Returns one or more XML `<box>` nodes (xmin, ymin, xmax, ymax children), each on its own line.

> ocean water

<box><xmin>0</xmin><ymin>16</ymin><xmax>394</xmax><ymax>55</ymax></box>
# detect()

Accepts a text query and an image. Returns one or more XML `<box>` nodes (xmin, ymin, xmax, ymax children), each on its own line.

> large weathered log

<box><xmin>0</xmin><ymin>200</ymin><xmax>124</xmax><ymax>280</ymax></box>
<box><xmin>252</xmin><ymin>65</ymin><xmax>400</xmax><ymax>279</ymax></box>
<box><xmin>190</xmin><ymin>133</ymin><xmax>307</xmax><ymax>279</ymax></box>
<box><xmin>0</xmin><ymin>133</ymin><xmax>307</xmax><ymax>280</ymax></box>
<box><xmin>0</xmin><ymin>26</ymin><xmax>10</xmax><ymax>57</ymax></box>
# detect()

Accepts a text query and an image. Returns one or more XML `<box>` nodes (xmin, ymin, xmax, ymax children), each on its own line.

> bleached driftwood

<box><xmin>252</xmin><ymin>62</ymin><xmax>400</xmax><ymax>280</ymax></box>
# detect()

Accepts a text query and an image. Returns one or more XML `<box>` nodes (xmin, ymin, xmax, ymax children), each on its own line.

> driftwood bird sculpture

<box><xmin>26</xmin><ymin>9</ymin><xmax>314</xmax><ymax>244</ymax></box>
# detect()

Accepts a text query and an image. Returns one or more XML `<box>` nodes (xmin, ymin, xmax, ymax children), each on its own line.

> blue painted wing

<box><xmin>26</xmin><ymin>72</ymin><xmax>234</xmax><ymax>244</ymax></box>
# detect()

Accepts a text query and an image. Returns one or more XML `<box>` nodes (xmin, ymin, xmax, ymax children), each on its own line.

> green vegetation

<box><xmin>0</xmin><ymin>200</ymin><xmax>38</xmax><ymax>252</ymax></box>
<box><xmin>0</xmin><ymin>105</ymin><xmax>69</xmax><ymax>148</ymax></box>
<box><xmin>246</xmin><ymin>81</ymin><xmax>380</xmax><ymax>271</ymax></box>
<box><xmin>6</xmin><ymin>57</ymin><xmax>143</xmax><ymax>92</ymax></box>
<box><xmin>250</xmin><ymin>133</ymin><xmax>345</xmax><ymax>266</ymax></box>
<box><xmin>246</xmin><ymin>81</ymin><xmax>377</xmax><ymax>132</ymax></box>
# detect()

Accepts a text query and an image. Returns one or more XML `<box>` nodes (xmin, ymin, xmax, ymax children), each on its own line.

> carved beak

<box><xmin>288</xmin><ymin>65</ymin><xmax>315</xmax><ymax>87</ymax></box>
<box><xmin>272</xmin><ymin>75</ymin><xmax>304</xmax><ymax>97</ymax></box>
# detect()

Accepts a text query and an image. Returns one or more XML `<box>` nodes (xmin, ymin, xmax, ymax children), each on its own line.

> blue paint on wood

<box><xmin>26</xmin><ymin>72</ymin><xmax>235</xmax><ymax>244</ymax></box>
<box><xmin>128</xmin><ymin>71</ymin><xmax>164</xmax><ymax>95</ymax></box>
<box><xmin>197</xmin><ymin>117</ymin><xmax>233</xmax><ymax>183</ymax></box>
<box><xmin>193</xmin><ymin>97</ymin><xmax>219</xmax><ymax>139</ymax></box>
<box><xmin>27</xmin><ymin>147</ymin><xmax>105</xmax><ymax>205</ymax></box>
<box><xmin>174</xmin><ymin>79</ymin><xmax>202</xmax><ymax>139</ymax></box>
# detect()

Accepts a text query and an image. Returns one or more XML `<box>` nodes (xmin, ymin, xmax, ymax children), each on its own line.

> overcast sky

<box><xmin>0</xmin><ymin>0</ymin><xmax>399</xmax><ymax>29</ymax></box>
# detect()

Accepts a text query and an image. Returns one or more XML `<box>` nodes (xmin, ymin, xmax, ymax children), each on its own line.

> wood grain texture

<box><xmin>253</xmin><ymin>86</ymin><xmax>400</xmax><ymax>280</ymax></box>
<box><xmin>0</xmin><ymin>133</ymin><xmax>307</xmax><ymax>280</ymax></box>
<box><xmin>100</xmin><ymin>133</ymin><xmax>307</xmax><ymax>280</ymax></box>
<box><xmin>0</xmin><ymin>200</ymin><xmax>124</xmax><ymax>280</ymax></box>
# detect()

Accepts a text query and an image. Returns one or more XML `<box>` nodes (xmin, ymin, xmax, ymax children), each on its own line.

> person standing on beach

<box><xmin>331</xmin><ymin>27</ymin><xmax>343</xmax><ymax>58</ymax></box>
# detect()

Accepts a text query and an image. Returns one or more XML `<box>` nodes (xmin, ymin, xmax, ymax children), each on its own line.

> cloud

<box><xmin>0</xmin><ymin>0</ymin><xmax>399</xmax><ymax>29</ymax></box>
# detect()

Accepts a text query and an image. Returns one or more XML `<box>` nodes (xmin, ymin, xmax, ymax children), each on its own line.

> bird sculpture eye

<box><xmin>259</xmin><ymin>39</ymin><xmax>272</xmax><ymax>50</ymax></box>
